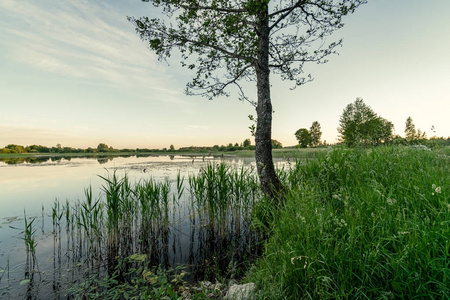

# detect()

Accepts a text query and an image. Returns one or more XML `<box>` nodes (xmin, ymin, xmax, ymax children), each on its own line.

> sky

<box><xmin>0</xmin><ymin>0</ymin><xmax>449</xmax><ymax>149</ymax></box>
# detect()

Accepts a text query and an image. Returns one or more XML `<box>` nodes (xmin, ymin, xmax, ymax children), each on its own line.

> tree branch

<box><xmin>269</xmin><ymin>0</ymin><xmax>307</xmax><ymax>31</ymax></box>
<box><xmin>181</xmin><ymin>36</ymin><xmax>256</xmax><ymax>65</ymax></box>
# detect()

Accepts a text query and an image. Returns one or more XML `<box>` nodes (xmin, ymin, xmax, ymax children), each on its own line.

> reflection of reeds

<box><xmin>41</xmin><ymin>162</ymin><xmax>264</xmax><ymax>296</ymax></box>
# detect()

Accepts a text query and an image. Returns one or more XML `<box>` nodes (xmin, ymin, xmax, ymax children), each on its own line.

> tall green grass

<box><xmin>247</xmin><ymin>146</ymin><xmax>449</xmax><ymax>299</ymax></box>
<box><xmin>42</xmin><ymin>163</ymin><xmax>264</xmax><ymax>297</ymax></box>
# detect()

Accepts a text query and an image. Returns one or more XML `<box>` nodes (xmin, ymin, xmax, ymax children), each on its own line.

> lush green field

<box><xmin>247</xmin><ymin>146</ymin><xmax>449</xmax><ymax>299</ymax></box>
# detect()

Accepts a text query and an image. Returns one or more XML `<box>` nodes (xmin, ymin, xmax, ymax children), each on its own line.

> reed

<box><xmin>22</xmin><ymin>211</ymin><xmax>39</xmax><ymax>274</ymax></box>
<box><xmin>30</xmin><ymin>161</ymin><xmax>266</xmax><ymax>298</ymax></box>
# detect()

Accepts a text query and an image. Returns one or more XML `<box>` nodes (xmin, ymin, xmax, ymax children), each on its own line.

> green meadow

<box><xmin>247</xmin><ymin>146</ymin><xmax>449</xmax><ymax>299</ymax></box>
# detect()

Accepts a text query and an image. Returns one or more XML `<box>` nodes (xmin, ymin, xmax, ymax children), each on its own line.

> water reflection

<box><xmin>0</xmin><ymin>155</ymin><xmax>137</xmax><ymax>165</ymax></box>
<box><xmin>0</xmin><ymin>156</ymin><xmax>283</xmax><ymax>299</ymax></box>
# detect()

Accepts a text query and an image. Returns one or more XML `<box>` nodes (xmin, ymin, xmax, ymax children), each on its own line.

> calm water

<box><xmin>0</xmin><ymin>154</ymin><xmax>286</xmax><ymax>299</ymax></box>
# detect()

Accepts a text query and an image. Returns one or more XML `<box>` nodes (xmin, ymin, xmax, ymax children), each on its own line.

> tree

<box><xmin>130</xmin><ymin>0</ymin><xmax>366</xmax><ymax>198</ymax></box>
<box><xmin>374</xmin><ymin>117</ymin><xmax>394</xmax><ymax>145</ymax></box>
<box><xmin>309</xmin><ymin>121</ymin><xmax>322</xmax><ymax>147</ymax></box>
<box><xmin>338</xmin><ymin>98</ymin><xmax>393</xmax><ymax>146</ymax></box>
<box><xmin>243</xmin><ymin>138</ymin><xmax>251</xmax><ymax>147</ymax></box>
<box><xmin>97</xmin><ymin>143</ymin><xmax>111</xmax><ymax>153</ymax></box>
<box><xmin>271</xmin><ymin>139</ymin><xmax>283</xmax><ymax>149</ymax></box>
<box><xmin>405</xmin><ymin>116</ymin><xmax>416</xmax><ymax>142</ymax></box>
<box><xmin>294</xmin><ymin>128</ymin><xmax>311</xmax><ymax>148</ymax></box>
<box><xmin>169</xmin><ymin>144</ymin><xmax>175</xmax><ymax>151</ymax></box>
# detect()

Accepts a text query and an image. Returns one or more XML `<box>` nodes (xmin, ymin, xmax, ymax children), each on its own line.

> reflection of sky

<box><xmin>0</xmin><ymin>155</ymin><xmax>288</xmax><ymax>219</ymax></box>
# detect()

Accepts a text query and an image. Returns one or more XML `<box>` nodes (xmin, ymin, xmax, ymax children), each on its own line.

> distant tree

<box><xmin>5</xmin><ymin>144</ymin><xmax>25</xmax><ymax>153</ymax></box>
<box><xmin>243</xmin><ymin>138</ymin><xmax>251</xmax><ymax>148</ymax></box>
<box><xmin>169</xmin><ymin>144</ymin><xmax>175</xmax><ymax>151</ymax></box>
<box><xmin>405</xmin><ymin>116</ymin><xmax>416</xmax><ymax>142</ymax></box>
<box><xmin>97</xmin><ymin>143</ymin><xmax>111</xmax><ymax>153</ymax></box>
<box><xmin>130</xmin><ymin>0</ymin><xmax>366</xmax><ymax>198</ymax></box>
<box><xmin>309</xmin><ymin>121</ymin><xmax>322</xmax><ymax>147</ymax></box>
<box><xmin>294</xmin><ymin>128</ymin><xmax>311</xmax><ymax>148</ymax></box>
<box><xmin>271</xmin><ymin>139</ymin><xmax>283</xmax><ymax>149</ymax></box>
<box><xmin>373</xmin><ymin>117</ymin><xmax>394</xmax><ymax>145</ymax></box>
<box><xmin>416</xmin><ymin>129</ymin><xmax>427</xmax><ymax>140</ymax></box>
<box><xmin>338</xmin><ymin>98</ymin><xmax>393</xmax><ymax>146</ymax></box>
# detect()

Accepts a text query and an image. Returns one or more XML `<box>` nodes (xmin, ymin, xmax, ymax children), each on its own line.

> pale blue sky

<box><xmin>0</xmin><ymin>0</ymin><xmax>449</xmax><ymax>149</ymax></box>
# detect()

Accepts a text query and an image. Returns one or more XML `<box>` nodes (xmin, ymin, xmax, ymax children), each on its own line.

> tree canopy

<box><xmin>130</xmin><ymin>0</ymin><xmax>366</xmax><ymax>197</ymax></box>
<box><xmin>295</xmin><ymin>128</ymin><xmax>311</xmax><ymax>148</ymax></box>
<box><xmin>309</xmin><ymin>121</ymin><xmax>322</xmax><ymax>147</ymax></box>
<box><xmin>338</xmin><ymin>98</ymin><xmax>394</xmax><ymax>146</ymax></box>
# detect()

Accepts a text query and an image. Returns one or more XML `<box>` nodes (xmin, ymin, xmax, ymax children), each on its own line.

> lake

<box><xmin>0</xmin><ymin>154</ymin><xmax>287</xmax><ymax>299</ymax></box>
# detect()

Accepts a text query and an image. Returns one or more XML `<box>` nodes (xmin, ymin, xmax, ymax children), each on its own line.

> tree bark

<box><xmin>255</xmin><ymin>4</ymin><xmax>283</xmax><ymax>199</ymax></box>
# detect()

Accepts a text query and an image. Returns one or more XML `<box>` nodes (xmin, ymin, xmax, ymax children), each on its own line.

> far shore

<box><xmin>0</xmin><ymin>148</ymin><xmax>324</xmax><ymax>159</ymax></box>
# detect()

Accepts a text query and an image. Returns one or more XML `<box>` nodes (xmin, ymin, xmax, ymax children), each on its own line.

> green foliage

<box><xmin>243</xmin><ymin>138</ymin><xmax>251</xmax><ymax>148</ymax></box>
<box><xmin>56</xmin><ymin>163</ymin><xmax>263</xmax><ymax>297</ymax></box>
<box><xmin>405</xmin><ymin>116</ymin><xmax>416</xmax><ymax>142</ymax></box>
<box><xmin>405</xmin><ymin>116</ymin><xmax>428</xmax><ymax>144</ymax></box>
<box><xmin>68</xmin><ymin>256</ymin><xmax>188</xmax><ymax>299</ymax></box>
<box><xmin>309</xmin><ymin>121</ymin><xmax>322</xmax><ymax>147</ymax></box>
<box><xmin>294</xmin><ymin>128</ymin><xmax>311</xmax><ymax>148</ymax></box>
<box><xmin>97</xmin><ymin>143</ymin><xmax>113</xmax><ymax>153</ymax></box>
<box><xmin>247</xmin><ymin>146</ymin><xmax>450</xmax><ymax>299</ymax></box>
<box><xmin>338</xmin><ymin>98</ymin><xmax>394</xmax><ymax>146</ymax></box>
<box><xmin>129</xmin><ymin>0</ymin><xmax>366</xmax><ymax>100</ymax></box>
<box><xmin>271</xmin><ymin>139</ymin><xmax>283</xmax><ymax>149</ymax></box>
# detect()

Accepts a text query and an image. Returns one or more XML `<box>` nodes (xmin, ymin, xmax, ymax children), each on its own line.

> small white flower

<box><xmin>332</xmin><ymin>194</ymin><xmax>342</xmax><ymax>200</ymax></box>
<box><xmin>432</xmin><ymin>184</ymin><xmax>437</xmax><ymax>189</ymax></box>
<box><xmin>435</xmin><ymin>186</ymin><xmax>441</xmax><ymax>194</ymax></box>
<box><xmin>291</xmin><ymin>256</ymin><xmax>308</xmax><ymax>269</ymax></box>
<box><xmin>387</xmin><ymin>198</ymin><xmax>397</xmax><ymax>206</ymax></box>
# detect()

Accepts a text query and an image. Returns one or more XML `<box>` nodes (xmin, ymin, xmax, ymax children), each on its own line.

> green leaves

<box><xmin>338</xmin><ymin>98</ymin><xmax>394</xmax><ymax>146</ymax></box>
<box><xmin>130</xmin><ymin>1</ymin><xmax>366</xmax><ymax>99</ymax></box>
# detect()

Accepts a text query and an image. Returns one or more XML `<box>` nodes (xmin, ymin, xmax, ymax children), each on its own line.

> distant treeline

<box><xmin>0</xmin><ymin>139</ymin><xmax>269</xmax><ymax>155</ymax></box>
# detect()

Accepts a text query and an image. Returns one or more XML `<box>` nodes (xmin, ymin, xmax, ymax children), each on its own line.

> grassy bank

<box><xmin>247</xmin><ymin>146</ymin><xmax>449</xmax><ymax>299</ymax></box>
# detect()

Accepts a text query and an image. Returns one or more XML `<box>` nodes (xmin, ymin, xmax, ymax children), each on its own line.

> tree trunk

<box><xmin>255</xmin><ymin>4</ymin><xmax>283</xmax><ymax>199</ymax></box>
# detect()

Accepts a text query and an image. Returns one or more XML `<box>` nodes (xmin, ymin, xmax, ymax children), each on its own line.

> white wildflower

<box><xmin>291</xmin><ymin>256</ymin><xmax>309</xmax><ymax>269</ymax></box>
<box><xmin>387</xmin><ymin>198</ymin><xmax>397</xmax><ymax>206</ymax></box>
<box><xmin>332</xmin><ymin>194</ymin><xmax>342</xmax><ymax>201</ymax></box>
<box><xmin>435</xmin><ymin>186</ymin><xmax>441</xmax><ymax>194</ymax></box>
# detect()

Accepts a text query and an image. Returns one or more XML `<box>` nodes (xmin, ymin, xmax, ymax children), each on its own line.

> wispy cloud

<box><xmin>0</xmin><ymin>0</ymin><xmax>176</xmax><ymax>92</ymax></box>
